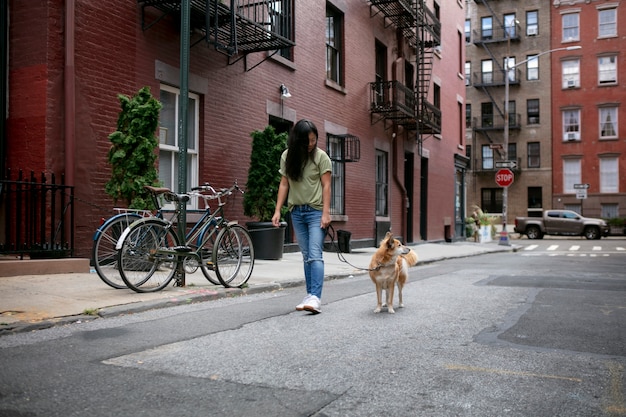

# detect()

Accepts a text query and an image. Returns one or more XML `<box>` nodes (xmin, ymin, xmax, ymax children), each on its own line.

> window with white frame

<box><xmin>526</xmin><ymin>10</ymin><xmax>538</xmax><ymax>36</ymax></box>
<box><xmin>562</xmin><ymin>13</ymin><xmax>579</xmax><ymax>41</ymax></box>
<box><xmin>464</xmin><ymin>19</ymin><xmax>471</xmax><ymax>43</ymax></box>
<box><xmin>504</xmin><ymin>14</ymin><xmax>516</xmax><ymax>38</ymax></box>
<box><xmin>326</xmin><ymin>4</ymin><xmax>343</xmax><ymax>86</ymax></box>
<box><xmin>562</xmin><ymin>59</ymin><xmax>580</xmax><ymax>88</ymax></box>
<box><xmin>527</xmin><ymin>99</ymin><xmax>540</xmax><ymax>124</ymax></box>
<box><xmin>527</xmin><ymin>55</ymin><xmax>538</xmax><ymax>80</ymax></box>
<box><xmin>327</xmin><ymin>135</ymin><xmax>345</xmax><ymax>215</ymax></box>
<box><xmin>598</xmin><ymin>55</ymin><xmax>617</xmax><ymax>85</ymax></box>
<box><xmin>598</xmin><ymin>7</ymin><xmax>617</xmax><ymax>38</ymax></box>
<box><xmin>465</xmin><ymin>61</ymin><xmax>471</xmax><ymax>86</ymax></box>
<box><xmin>601</xmin><ymin>203</ymin><xmax>619</xmax><ymax>218</ymax></box>
<box><xmin>563</xmin><ymin>109</ymin><xmax>581</xmax><ymax>141</ymax></box>
<box><xmin>599</xmin><ymin>107</ymin><xmax>618</xmax><ymax>139</ymax></box>
<box><xmin>158</xmin><ymin>85</ymin><xmax>199</xmax><ymax>205</ymax></box>
<box><xmin>482</xmin><ymin>145</ymin><xmax>494</xmax><ymax>170</ymax></box>
<box><xmin>375</xmin><ymin>150</ymin><xmax>388</xmax><ymax>216</ymax></box>
<box><xmin>600</xmin><ymin>157</ymin><xmax>618</xmax><ymax>193</ymax></box>
<box><xmin>563</xmin><ymin>159</ymin><xmax>581</xmax><ymax>193</ymax></box>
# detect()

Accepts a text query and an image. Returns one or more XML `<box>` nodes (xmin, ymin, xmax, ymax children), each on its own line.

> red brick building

<box><xmin>551</xmin><ymin>0</ymin><xmax>626</xmax><ymax>218</ymax></box>
<box><xmin>2</xmin><ymin>0</ymin><xmax>467</xmax><ymax>258</ymax></box>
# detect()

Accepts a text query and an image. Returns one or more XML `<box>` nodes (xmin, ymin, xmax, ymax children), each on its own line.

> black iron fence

<box><xmin>0</xmin><ymin>170</ymin><xmax>74</xmax><ymax>258</ymax></box>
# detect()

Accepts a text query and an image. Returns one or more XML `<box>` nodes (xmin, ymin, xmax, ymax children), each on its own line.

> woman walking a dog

<box><xmin>272</xmin><ymin>119</ymin><xmax>332</xmax><ymax>314</ymax></box>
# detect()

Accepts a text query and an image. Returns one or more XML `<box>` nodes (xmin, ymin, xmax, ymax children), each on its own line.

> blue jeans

<box><xmin>290</xmin><ymin>205</ymin><xmax>325</xmax><ymax>299</ymax></box>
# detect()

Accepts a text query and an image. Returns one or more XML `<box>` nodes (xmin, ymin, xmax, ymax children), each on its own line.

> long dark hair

<box><xmin>285</xmin><ymin>119</ymin><xmax>318</xmax><ymax>181</ymax></box>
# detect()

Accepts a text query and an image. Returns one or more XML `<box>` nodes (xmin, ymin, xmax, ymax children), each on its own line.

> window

<box><xmin>481</xmin><ymin>59</ymin><xmax>493</xmax><ymax>84</ymax></box>
<box><xmin>562</xmin><ymin>13</ymin><xmax>579</xmax><ymax>41</ymax></box>
<box><xmin>327</xmin><ymin>135</ymin><xmax>345</xmax><ymax>214</ymax></box>
<box><xmin>563</xmin><ymin>159</ymin><xmax>581</xmax><ymax>193</ymax></box>
<box><xmin>599</xmin><ymin>107</ymin><xmax>618</xmax><ymax>139</ymax></box>
<box><xmin>465</xmin><ymin>61</ymin><xmax>471</xmax><ymax>86</ymax></box>
<box><xmin>375</xmin><ymin>150</ymin><xmax>388</xmax><ymax>216</ymax></box>
<box><xmin>528</xmin><ymin>187</ymin><xmax>542</xmax><ymax>210</ymax></box>
<box><xmin>598</xmin><ymin>55</ymin><xmax>617</xmax><ymax>85</ymax></box>
<box><xmin>481</xmin><ymin>188</ymin><xmax>502</xmax><ymax>213</ymax></box>
<box><xmin>527</xmin><ymin>55</ymin><xmax>539</xmax><ymax>80</ymax></box>
<box><xmin>562</xmin><ymin>59</ymin><xmax>580</xmax><ymax>88</ymax></box>
<box><xmin>465</xmin><ymin>103</ymin><xmax>472</xmax><ymax>128</ymax></box>
<box><xmin>481</xmin><ymin>102</ymin><xmax>493</xmax><ymax>128</ymax></box>
<box><xmin>374</xmin><ymin>40</ymin><xmax>387</xmax><ymax>105</ymax></box>
<box><xmin>481</xmin><ymin>16</ymin><xmax>493</xmax><ymax>40</ymax></box>
<box><xmin>465</xmin><ymin>19</ymin><xmax>471</xmax><ymax>43</ymax></box>
<box><xmin>158</xmin><ymin>85</ymin><xmax>199</xmax><ymax>205</ymax></box>
<box><xmin>527</xmin><ymin>99</ymin><xmax>540</xmax><ymax>124</ymax></box>
<box><xmin>598</xmin><ymin>8</ymin><xmax>617</xmax><ymax>38</ymax></box>
<box><xmin>504</xmin><ymin>14</ymin><xmax>516</xmax><ymax>38</ymax></box>
<box><xmin>526</xmin><ymin>11</ymin><xmax>538</xmax><ymax>36</ymax></box>
<box><xmin>601</xmin><ymin>203</ymin><xmax>619</xmax><ymax>218</ymax></box>
<box><xmin>600</xmin><ymin>157</ymin><xmax>618</xmax><ymax>193</ymax></box>
<box><xmin>326</xmin><ymin>4</ymin><xmax>343</xmax><ymax>85</ymax></box>
<box><xmin>562</xmin><ymin>109</ymin><xmax>581</xmax><ymax>141</ymax></box>
<box><xmin>504</xmin><ymin>56</ymin><xmax>516</xmax><ymax>82</ymax></box>
<box><xmin>528</xmin><ymin>142</ymin><xmax>540</xmax><ymax>168</ymax></box>
<box><xmin>508</xmin><ymin>143</ymin><xmax>517</xmax><ymax>163</ymax></box>
<box><xmin>482</xmin><ymin>145</ymin><xmax>494</xmax><ymax>170</ymax></box>
<box><xmin>466</xmin><ymin>144</ymin><xmax>472</xmax><ymax>169</ymax></box>
<box><xmin>270</xmin><ymin>0</ymin><xmax>293</xmax><ymax>59</ymax></box>
<box><xmin>507</xmin><ymin>100</ymin><xmax>516</xmax><ymax>128</ymax></box>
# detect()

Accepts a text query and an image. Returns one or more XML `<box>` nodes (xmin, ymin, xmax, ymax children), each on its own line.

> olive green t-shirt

<box><xmin>279</xmin><ymin>148</ymin><xmax>332</xmax><ymax>211</ymax></box>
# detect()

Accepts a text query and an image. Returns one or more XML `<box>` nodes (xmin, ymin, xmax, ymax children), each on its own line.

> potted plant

<box><xmin>243</xmin><ymin>125</ymin><xmax>288</xmax><ymax>259</ymax></box>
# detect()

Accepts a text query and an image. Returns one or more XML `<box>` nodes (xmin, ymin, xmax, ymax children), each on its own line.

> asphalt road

<box><xmin>0</xmin><ymin>238</ymin><xmax>624</xmax><ymax>417</ymax></box>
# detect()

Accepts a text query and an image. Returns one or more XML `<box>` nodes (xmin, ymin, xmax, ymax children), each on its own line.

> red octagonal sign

<box><xmin>495</xmin><ymin>168</ymin><xmax>514</xmax><ymax>187</ymax></box>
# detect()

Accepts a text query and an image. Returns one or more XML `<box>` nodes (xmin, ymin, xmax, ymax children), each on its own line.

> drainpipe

<box><xmin>64</xmin><ymin>0</ymin><xmax>75</xmax><ymax>187</ymax></box>
<box><xmin>391</xmin><ymin>28</ymin><xmax>407</xmax><ymax>242</ymax></box>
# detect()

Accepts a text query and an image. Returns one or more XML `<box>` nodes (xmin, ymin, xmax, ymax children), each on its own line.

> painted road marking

<box><xmin>445</xmin><ymin>364</ymin><xmax>582</xmax><ymax>383</ymax></box>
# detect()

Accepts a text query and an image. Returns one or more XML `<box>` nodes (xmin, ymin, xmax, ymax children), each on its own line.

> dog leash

<box><xmin>325</xmin><ymin>224</ymin><xmax>382</xmax><ymax>272</ymax></box>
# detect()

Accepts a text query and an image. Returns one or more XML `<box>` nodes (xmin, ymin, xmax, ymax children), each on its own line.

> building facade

<box><xmin>465</xmin><ymin>0</ymin><xmax>554</xmax><ymax>227</ymax></box>
<box><xmin>2</xmin><ymin>0</ymin><xmax>467</xmax><ymax>258</ymax></box>
<box><xmin>551</xmin><ymin>0</ymin><xmax>626</xmax><ymax>219</ymax></box>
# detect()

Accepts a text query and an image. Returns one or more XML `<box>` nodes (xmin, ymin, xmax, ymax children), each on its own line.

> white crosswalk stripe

<box><xmin>519</xmin><ymin>243</ymin><xmax>622</xmax><ymax>257</ymax></box>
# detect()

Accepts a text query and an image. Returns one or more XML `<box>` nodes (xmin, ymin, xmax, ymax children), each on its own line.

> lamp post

<box><xmin>499</xmin><ymin>43</ymin><xmax>581</xmax><ymax>246</ymax></box>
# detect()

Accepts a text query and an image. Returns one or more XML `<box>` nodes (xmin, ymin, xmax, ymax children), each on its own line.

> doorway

<box><xmin>420</xmin><ymin>157</ymin><xmax>428</xmax><ymax>240</ymax></box>
<box><xmin>404</xmin><ymin>152</ymin><xmax>414</xmax><ymax>243</ymax></box>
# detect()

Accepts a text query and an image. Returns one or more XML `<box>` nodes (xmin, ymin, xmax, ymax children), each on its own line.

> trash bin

<box><xmin>337</xmin><ymin>230</ymin><xmax>352</xmax><ymax>253</ymax></box>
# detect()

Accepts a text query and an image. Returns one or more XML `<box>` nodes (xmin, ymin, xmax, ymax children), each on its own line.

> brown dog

<box><xmin>368</xmin><ymin>232</ymin><xmax>419</xmax><ymax>313</ymax></box>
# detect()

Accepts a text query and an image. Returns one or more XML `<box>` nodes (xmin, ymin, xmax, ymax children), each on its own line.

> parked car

<box><xmin>514</xmin><ymin>210</ymin><xmax>609</xmax><ymax>240</ymax></box>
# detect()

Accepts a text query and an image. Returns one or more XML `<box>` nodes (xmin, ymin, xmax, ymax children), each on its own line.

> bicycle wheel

<box><xmin>118</xmin><ymin>219</ymin><xmax>179</xmax><ymax>293</ymax></box>
<box><xmin>213</xmin><ymin>224</ymin><xmax>254</xmax><ymax>288</ymax></box>
<box><xmin>198</xmin><ymin>220</ymin><xmax>221</xmax><ymax>285</ymax></box>
<box><xmin>92</xmin><ymin>213</ymin><xmax>142</xmax><ymax>289</ymax></box>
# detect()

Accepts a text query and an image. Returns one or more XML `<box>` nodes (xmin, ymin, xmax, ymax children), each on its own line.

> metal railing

<box><xmin>0</xmin><ymin>170</ymin><xmax>74</xmax><ymax>259</ymax></box>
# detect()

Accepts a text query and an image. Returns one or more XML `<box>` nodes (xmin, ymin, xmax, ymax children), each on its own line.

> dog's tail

<box><xmin>402</xmin><ymin>249</ymin><xmax>419</xmax><ymax>266</ymax></box>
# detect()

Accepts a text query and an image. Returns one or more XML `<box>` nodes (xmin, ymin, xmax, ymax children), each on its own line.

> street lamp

<box><xmin>499</xmin><ymin>44</ymin><xmax>582</xmax><ymax>246</ymax></box>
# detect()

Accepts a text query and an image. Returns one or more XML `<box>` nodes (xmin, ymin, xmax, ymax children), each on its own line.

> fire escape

<box><xmin>471</xmin><ymin>0</ymin><xmax>521</xmax><ymax>154</ymax></box>
<box><xmin>367</xmin><ymin>0</ymin><xmax>441</xmax><ymax>148</ymax></box>
<box><xmin>139</xmin><ymin>0</ymin><xmax>295</xmax><ymax>67</ymax></box>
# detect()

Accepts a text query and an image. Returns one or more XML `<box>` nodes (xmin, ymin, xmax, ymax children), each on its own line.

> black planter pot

<box><xmin>246</xmin><ymin>221</ymin><xmax>287</xmax><ymax>260</ymax></box>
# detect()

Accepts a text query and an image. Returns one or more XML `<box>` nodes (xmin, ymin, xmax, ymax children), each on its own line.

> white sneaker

<box><xmin>302</xmin><ymin>295</ymin><xmax>321</xmax><ymax>314</ymax></box>
<box><xmin>296</xmin><ymin>295</ymin><xmax>312</xmax><ymax>311</ymax></box>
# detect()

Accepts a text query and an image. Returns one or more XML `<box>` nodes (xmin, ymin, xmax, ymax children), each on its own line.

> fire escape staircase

<box><xmin>139</xmin><ymin>0</ymin><xmax>294</xmax><ymax>67</ymax></box>
<box><xmin>471</xmin><ymin>0</ymin><xmax>521</xmax><ymax>148</ymax></box>
<box><xmin>368</xmin><ymin>0</ymin><xmax>441</xmax><ymax>138</ymax></box>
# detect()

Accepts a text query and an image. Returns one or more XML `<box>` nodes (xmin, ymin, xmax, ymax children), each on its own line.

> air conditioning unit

<box><xmin>565</xmin><ymin>132</ymin><xmax>580</xmax><ymax>141</ymax></box>
<box><xmin>566</xmin><ymin>79</ymin><xmax>576</xmax><ymax>88</ymax></box>
<box><xmin>527</xmin><ymin>26</ymin><xmax>538</xmax><ymax>36</ymax></box>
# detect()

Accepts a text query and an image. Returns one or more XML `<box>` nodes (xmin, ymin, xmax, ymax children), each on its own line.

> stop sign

<box><xmin>495</xmin><ymin>168</ymin><xmax>514</xmax><ymax>187</ymax></box>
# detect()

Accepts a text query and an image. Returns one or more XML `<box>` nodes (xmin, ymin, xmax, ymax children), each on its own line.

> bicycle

<box><xmin>115</xmin><ymin>181</ymin><xmax>254</xmax><ymax>293</ymax></box>
<box><xmin>92</xmin><ymin>208</ymin><xmax>153</xmax><ymax>289</ymax></box>
<box><xmin>91</xmin><ymin>186</ymin><xmax>221</xmax><ymax>289</ymax></box>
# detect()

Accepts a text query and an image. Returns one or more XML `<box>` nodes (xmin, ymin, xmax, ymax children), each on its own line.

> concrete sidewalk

<box><xmin>0</xmin><ymin>240</ymin><xmax>517</xmax><ymax>334</ymax></box>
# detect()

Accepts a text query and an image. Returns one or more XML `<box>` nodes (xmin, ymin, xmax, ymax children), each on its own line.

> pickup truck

<box><xmin>514</xmin><ymin>210</ymin><xmax>609</xmax><ymax>240</ymax></box>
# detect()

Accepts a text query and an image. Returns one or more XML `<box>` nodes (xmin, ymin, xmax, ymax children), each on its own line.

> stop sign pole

<box><xmin>495</xmin><ymin>168</ymin><xmax>514</xmax><ymax>246</ymax></box>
